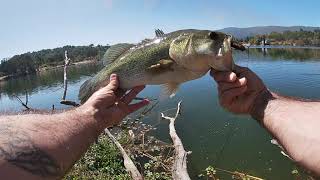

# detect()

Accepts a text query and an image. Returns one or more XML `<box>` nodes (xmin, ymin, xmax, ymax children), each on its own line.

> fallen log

<box><xmin>105</xmin><ymin>128</ymin><xmax>143</xmax><ymax>180</ymax></box>
<box><xmin>161</xmin><ymin>101</ymin><xmax>191</xmax><ymax>180</ymax></box>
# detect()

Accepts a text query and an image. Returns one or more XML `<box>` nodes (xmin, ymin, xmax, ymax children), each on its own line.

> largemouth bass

<box><xmin>79</xmin><ymin>29</ymin><xmax>245</xmax><ymax>103</ymax></box>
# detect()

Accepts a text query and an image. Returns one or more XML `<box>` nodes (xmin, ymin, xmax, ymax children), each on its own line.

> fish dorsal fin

<box><xmin>103</xmin><ymin>43</ymin><xmax>135</xmax><ymax>65</ymax></box>
<box><xmin>155</xmin><ymin>29</ymin><xmax>165</xmax><ymax>37</ymax></box>
<box><xmin>160</xmin><ymin>82</ymin><xmax>180</xmax><ymax>100</ymax></box>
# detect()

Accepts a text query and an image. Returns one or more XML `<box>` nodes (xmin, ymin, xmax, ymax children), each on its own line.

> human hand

<box><xmin>81</xmin><ymin>74</ymin><xmax>149</xmax><ymax>130</ymax></box>
<box><xmin>210</xmin><ymin>65</ymin><xmax>268</xmax><ymax>115</ymax></box>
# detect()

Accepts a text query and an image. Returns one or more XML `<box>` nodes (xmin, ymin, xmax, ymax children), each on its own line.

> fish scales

<box><xmin>79</xmin><ymin>29</ymin><xmax>245</xmax><ymax>103</ymax></box>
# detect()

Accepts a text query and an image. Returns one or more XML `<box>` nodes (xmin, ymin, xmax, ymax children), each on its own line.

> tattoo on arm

<box><xmin>0</xmin><ymin>122</ymin><xmax>61</xmax><ymax>177</ymax></box>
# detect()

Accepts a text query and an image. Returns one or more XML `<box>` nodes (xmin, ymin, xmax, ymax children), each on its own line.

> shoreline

<box><xmin>0</xmin><ymin>59</ymin><xmax>98</xmax><ymax>82</ymax></box>
<box><xmin>247</xmin><ymin>45</ymin><xmax>320</xmax><ymax>49</ymax></box>
<box><xmin>38</xmin><ymin>59</ymin><xmax>98</xmax><ymax>72</ymax></box>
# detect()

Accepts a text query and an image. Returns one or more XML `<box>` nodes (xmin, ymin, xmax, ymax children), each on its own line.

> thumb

<box><xmin>105</xmin><ymin>74</ymin><xmax>119</xmax><ymax>91</ymax></box>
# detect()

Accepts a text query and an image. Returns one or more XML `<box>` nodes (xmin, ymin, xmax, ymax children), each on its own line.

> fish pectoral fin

<box><xmin>160</xmin><ymin>82</ymin><xmax>180</xmax><ymax>99</ymax></box>
<box><xmin>146</xmin><ymin>59</ymin><xmax>175</xmax><ymax>73</ymax></box>
<box><xmin>103</xmin><ymin>43</ymin><xmax>135</xmax><ymax>66</ymax></box>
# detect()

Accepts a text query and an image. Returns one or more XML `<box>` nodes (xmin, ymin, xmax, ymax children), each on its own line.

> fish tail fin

<box><xmin>79</xmin><ymin>78</ymin><xmax>95</xmax><ymax>104</ymax></box>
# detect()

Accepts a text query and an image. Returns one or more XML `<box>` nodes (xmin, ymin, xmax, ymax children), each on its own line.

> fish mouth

<box><xmin>212</xmin><ymin>35</ymin><xmax>240</xmax><ymax>71</ymax></box>
<box><xmin>227</xmin><ymin>34</ymin><xmax>246</xmax><ymax>51</ymax></box>
<box><xmin>222</xmin><ymin>34</ymin><xmax>246</xmax><ymax>51</ymax></box>
<box><xmin>216</xmin><ymin>35</ymin><xmax>246</xmax><ymax>57</ymax></box>
<box><xmin>231</xmin><ymin>40</ymin><xmax>246</xmax><ymax>51</ymax></box>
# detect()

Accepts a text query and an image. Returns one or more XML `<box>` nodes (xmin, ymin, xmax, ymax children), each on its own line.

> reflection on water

<box><xmin>248</xmin><ymin>47</ymin><xmax>320</xmax><ymax>61</ymax></box>
<box><xmin>0</xmin><ymin>63</ymin><xmax>101</xmax><ymax>98</ymax></box>
<box><xmin>0</xmin><ymin>63</ymin><xmax>102</xmax><ymax>112</ymax></box>
<box><xmin>1</xmin><ymin>48</ymin><xmax>320</xmax><ymax>179</ymax></box>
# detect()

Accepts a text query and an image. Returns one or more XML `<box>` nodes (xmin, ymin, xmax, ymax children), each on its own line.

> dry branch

<box><xmin>105</xmin><ymin>128</ymin><xmax>143</xmax><ymax>180</ymax></box>
<box><xmin>60</xmin><ymin>50</ymin><xmax>79</xmax><ymax>107</ymax></box>
<box><xmin>12</xmin><ymin>90</ymin><xmax>30</xmax><ymax>110</ymax></box>
<box><xmin>62</xmin><ymin>50</ymin><xmax>70</xmax><ymax>100</ymax></box>
<box><xmin>161</xmin><ymin>101</ymin><xmax>191</xmax><ymax>180</ymax></box>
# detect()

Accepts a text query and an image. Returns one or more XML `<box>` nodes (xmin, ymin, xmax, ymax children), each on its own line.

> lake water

<box><xmin>1</xmin><ymin>48</ymin><xmax>320</xmax><ymax>179</ymax></box>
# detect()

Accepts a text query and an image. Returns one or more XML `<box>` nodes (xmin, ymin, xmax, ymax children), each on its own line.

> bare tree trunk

<box><xmin>161</xmin><ymin>101</ymin><xmax>191</xmax><ymax>180</ymax></box>
<box><xmin>105</xmin><ymin>128</ymin><xmax>143</xmax><ymax>180</ymax></box>
<box><xmin>62</xmin><ymin>50</ymin><xmax>70</xmax><ymax>101</ymax></box>
<box><xmin>60</xmin><ymin>51</ymin><xmax>79</xmax><ymax>107</ymax></box>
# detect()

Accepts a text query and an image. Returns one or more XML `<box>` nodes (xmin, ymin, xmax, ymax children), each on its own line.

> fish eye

<box><xmin>209</xmin><ymin>32</ymin><xmax>218</xmax><ymax>40</ymax></box>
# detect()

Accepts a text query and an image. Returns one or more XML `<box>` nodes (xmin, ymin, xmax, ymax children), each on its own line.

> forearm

<box><xmin>0</xmin><ymin>107</ymin><xmax>103</xmax><ymax>179</ymax></box>
<box><xmin>252</xmin><ymin>91</ymin><xmax>320</xmax><ymax>175</ymax></box>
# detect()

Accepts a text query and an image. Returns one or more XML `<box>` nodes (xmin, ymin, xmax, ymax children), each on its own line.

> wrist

<box><xmin>250</xmin><ymin>89</ymin><xmax>277</xmax><ymax>122</ymax></box>
<box><xmin>74</xmin><ymin>105</ymin><xmax>102</xmax><ymax>136</ymax></box>
<box><xmin>78</xmin><ymin>103</ymin><xmax>115</xmax><ymax>133</ymax></box>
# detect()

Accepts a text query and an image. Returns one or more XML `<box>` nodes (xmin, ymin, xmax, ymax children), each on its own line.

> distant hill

<box><xmin>0</xmin><ymin>45</ymin><xmax>109</xmax><ymax>77</ymax></box>
<box><xmin>218</xmin><ymin>26</ymin><xmax>320</xmax><ymax>39</ymax></box>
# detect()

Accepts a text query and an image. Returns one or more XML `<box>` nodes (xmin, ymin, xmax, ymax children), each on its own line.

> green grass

<box><xmin>64</xmin><ymin>135</ymin><xmax>131</xmax><ymax>180</ymax></box>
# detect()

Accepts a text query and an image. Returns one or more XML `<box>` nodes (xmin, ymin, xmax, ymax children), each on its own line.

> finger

<box><xmin>220</xmin><ymin>85</ymin><xmax>247</xmax><ymax>105</ymax></box>
<box><xmin>121</xmin><ymin>85</ymin><xmax>145</xmax><ymax>104</ymax></box>
<box><xmin>104</xmin><ymin>74</ymin><xmax>119</xmax><ymax>91</ymax></box>
<box><xmin>128</xmin><ymin>99</ymin><xmax>150</xmax><ymax>113</ymax></box>
<box><xmin>211</xmin><ymin>70</ymin><xmax>237</xmax><ymax>83</ymax></box>
<box><xmin>218</xmin><ymin>77</ymin><xmax>247</xmax><ymax>92</ymax></box>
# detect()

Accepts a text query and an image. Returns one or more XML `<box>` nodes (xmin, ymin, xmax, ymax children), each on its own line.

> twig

<box><xmin>165</xmin><ymin>147</ymin><xmax>173</xmax><ymax>160</ymax></box>
<box><xmin>142</xmin><ymin>133</ymin><xmax>145</xmax><ymax>150</ymax></box>
<box><xmin>215</xmin><ymin>168</ymin><xmax>265</xmax><ymax>180</ymax></box>
<box><xmin>60</xmin><ymin>50</ymin><xmax>79</xmax><ymax>107</ymax></box>
<box><xmin>25</xmin><ymin>89</ymin><xmax>28</xmax><ymax>106</ymax></box>
<box><xmin>161</xmin><ymin>101</ymin><xmax>191</xmax><ymax>180</ymax></box>
<box><xmin>105</xmin><ymin>128</ymin><xmax>143</xmax><ymax>180</ymax></box>
<box><xmin>142</xmin><ymin>152</ymin><xmax>170</xmax><ymax>171</ymax></box>
<box><xmin>12</xmin><ymin>91</ymin><xmax>30</xmax><ymax>110</ymax></box>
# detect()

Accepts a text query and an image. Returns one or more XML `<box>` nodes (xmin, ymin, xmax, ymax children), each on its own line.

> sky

<box><xmin>1</xmin><ymin>0</ymin><xmax>320</xmax><ymax>59</ymax></box>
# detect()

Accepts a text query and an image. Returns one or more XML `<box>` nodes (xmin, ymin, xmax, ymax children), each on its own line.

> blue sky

<box><xmin>1</xmin><ymin>0</ymin><xmax>319</xmax><ymax>59</ymax></box>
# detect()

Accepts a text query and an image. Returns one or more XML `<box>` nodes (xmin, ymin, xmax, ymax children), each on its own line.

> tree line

<box><xmin>245</xmin><ymin>29</ymin><xmax>320</xmax><ymax>46</ymax></box>
<box><xmin>0</xmin><ymin>44</ymin><xmax>109</xmax><ymax>77</ymax></box>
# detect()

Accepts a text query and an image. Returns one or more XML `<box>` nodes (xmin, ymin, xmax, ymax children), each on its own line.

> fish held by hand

<box><xmin>79</xmin><ymin>29</ymin><xmax>245</xmax><ymax>103</ymax></box>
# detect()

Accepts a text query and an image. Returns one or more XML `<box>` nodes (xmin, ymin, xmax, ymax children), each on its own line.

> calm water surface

<box><xmin>1</xmin><ymin>48</ymin><xmax>320</xmax><ymax>179</ymax></box>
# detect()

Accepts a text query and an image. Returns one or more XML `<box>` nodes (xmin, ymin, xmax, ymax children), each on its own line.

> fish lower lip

<box><xmin>231</xmin><ymin>41</ymin><xmax>246</xmax><ymax>51</ymax></box>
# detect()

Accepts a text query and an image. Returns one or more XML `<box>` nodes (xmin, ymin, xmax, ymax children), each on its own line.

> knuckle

<box><xmin>107</xmin><ymin>91</ymin><xmax>116</xmax><ymax>99</ymax></box>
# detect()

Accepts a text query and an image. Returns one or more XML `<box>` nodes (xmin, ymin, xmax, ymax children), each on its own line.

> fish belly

<box><xmin>119</xmin><ymin>66</ymin><xmax>208</xmax><ymax>89</ymax></box>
